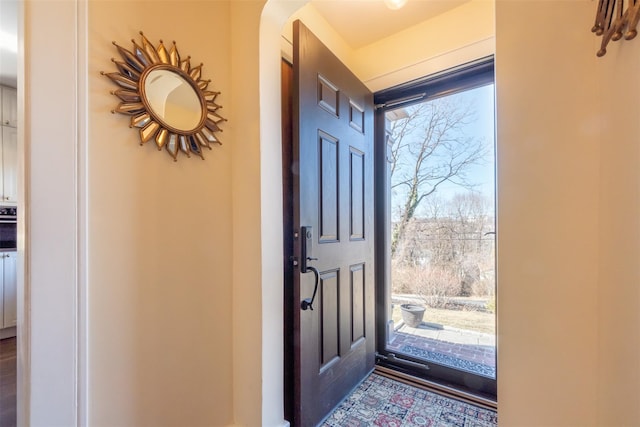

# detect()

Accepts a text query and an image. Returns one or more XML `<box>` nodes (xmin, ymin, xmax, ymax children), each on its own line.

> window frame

<box><xmin>373</xmin><ymin>56</ymin><xmax>497</xmax><ymax>402</ymax></box>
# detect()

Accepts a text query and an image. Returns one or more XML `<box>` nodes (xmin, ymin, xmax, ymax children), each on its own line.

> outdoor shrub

<box><xmin>414</xmin><ymin>264</ymin><xmax>460</xmax><ymax>308</ymax></box>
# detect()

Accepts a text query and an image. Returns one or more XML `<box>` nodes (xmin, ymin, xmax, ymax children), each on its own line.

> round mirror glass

<box><xmin>143</xmin><ymin>68</ymin><xmax>204</xmax><ymax>132</ymax></box>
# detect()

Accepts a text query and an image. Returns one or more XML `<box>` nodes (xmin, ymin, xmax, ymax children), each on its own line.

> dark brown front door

<box><xmin>291</xmin><ymin>21</ymin><xmax>375</xmax><ymax>426</ymax></box>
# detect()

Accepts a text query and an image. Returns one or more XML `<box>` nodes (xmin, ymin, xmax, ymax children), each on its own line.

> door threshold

<box><xmin>374</xmin><ymin>365</ymin><xmax>497</xmax><ymax>411</ymax></box>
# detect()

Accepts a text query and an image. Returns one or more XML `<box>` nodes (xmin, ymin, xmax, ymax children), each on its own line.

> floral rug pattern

<box><xmin>322</xmin><ymin>373</ymin><xmax>497</xmax><ymax>427</ymax></box>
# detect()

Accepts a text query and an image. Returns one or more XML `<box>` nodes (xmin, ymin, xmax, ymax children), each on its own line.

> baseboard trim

<box><xmin>0</xmin><ymin>326</ymin><xmax>16</xmax><ymax>339</ymax></box>
<box><xmin>225</xmin><ymin>421</ymin><xmax>289</xmax><ymax>427</ymax></box>
<box><xmin>225</xmin><ymin>420</ymin><xmax>290</xmax><ymax>427</ymax></box>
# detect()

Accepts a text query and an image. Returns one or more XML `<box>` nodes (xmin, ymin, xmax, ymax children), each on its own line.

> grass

<box><xmin>391</xmin><ymin>303</ymin><xmax>495</xmax><ymax>335</ymax></box>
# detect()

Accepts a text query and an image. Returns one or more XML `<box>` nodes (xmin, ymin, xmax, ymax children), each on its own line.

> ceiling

<box><xmin>310</xmin><ymin>0</ymin><xmax>469</xmax><ymax>49</ymax></box>
<box><xmin>0</xmin><ymin>0</ymin><xmax>466</xmax><ymax>88</ymax></box>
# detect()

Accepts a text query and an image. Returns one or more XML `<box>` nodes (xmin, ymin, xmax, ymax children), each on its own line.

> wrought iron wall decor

<box><xmin>101</xmin><ymin>32</ymin><xmax>226</xmax><ymax>161</ymax></box>
<box><xmin>592</xmin><ymin>0</ymin><xmax>640</xmax><ymax>57</ymax></box>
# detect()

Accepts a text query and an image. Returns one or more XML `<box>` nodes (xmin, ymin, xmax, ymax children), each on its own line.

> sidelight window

<box><xmin>375</xmin><ymin>58</ymin><xmax>497</xmax><ymax>401</ymax></box>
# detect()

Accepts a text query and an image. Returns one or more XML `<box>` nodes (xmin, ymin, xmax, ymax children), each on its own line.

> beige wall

<box><xmin>354</xmin><ymin>0</ymin><xmax>494</xmax><ymax>91</ymax></box>
<box><xmin>22</xmin><ymin>0</ymin><xmax>640</xmax><ymax>425</ymax></box>
<box><xmin>231</xmin><ymin>1</ymin><xmax>270</xmax><ymax>425</ymax></box>
<box><xmin>595</xmin><ymin>25</ymin><xmax>640</xmax><ymax>425</ymax></box>
<box><xmin>496</xmin><ymin>0</ymin><xmax>640</xmax><ymax>425</ymax></box>
<box><xmin>88</xmin><ymin>2</ymin><xmax>233</xmax><ymax>425</ymax></box>
<box><xmin>283</xmin><ymin>0</ymin><xmax>494</xmax><ymax>92</ymax></box>
<box><xmin>496</xmin><ymin>1</ymin><xmax>600</xmax><ymax>424</ymax></box>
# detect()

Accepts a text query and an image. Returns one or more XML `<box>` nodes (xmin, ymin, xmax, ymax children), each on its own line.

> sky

<box><xmin>388</xmin><ymin>83</ymin><xmax>496</xmax><ymax>219</ymax></box>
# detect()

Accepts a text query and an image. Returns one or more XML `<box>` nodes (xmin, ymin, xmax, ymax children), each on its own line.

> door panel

<box><xmin>319</xmin><ymin>132</ymin><xmax>339</xmax><ymax>242</ymax></box>
<box><xmin>350</xmin><ymin>149</ymin><xmax>365</xmax><ymax>240</ymax></box>
<box><xmin>350</xmin><ymin>264</ymin><xmax>365</xmax><ymax>343</ymax></box>
<box><xmin>320</xmin><ymin>270</ymin><xmax>339</xmax><ymax>368</ymax></box>
<box><xmin>292</xmin><ymin>21</ymin><xmax>375</xmax><ymax>426</ymax></box>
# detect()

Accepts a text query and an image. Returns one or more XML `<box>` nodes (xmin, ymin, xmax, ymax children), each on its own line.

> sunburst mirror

<box><xmin>101</xmin><ymin>32</ymin><xmax>225</xmax><ymax>161</ymax></box>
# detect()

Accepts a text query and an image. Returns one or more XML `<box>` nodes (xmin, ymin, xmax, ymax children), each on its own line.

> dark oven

<box><xmin>0</xmin><ymin>207</ymin><xmax>17</xmax><ymax>250</ymax></box>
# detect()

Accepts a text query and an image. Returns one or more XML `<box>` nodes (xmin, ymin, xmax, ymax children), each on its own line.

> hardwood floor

<box><xmin>0</xmin><ymin>337</ymin><xmax>16</xmax><ymax>427</ymax></box>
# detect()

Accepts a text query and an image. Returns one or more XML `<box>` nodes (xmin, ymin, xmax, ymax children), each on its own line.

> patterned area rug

<box><xmin>322</xmin><ymin>373</ymin><xmax>497</xmax><ymax>427</ymax></box>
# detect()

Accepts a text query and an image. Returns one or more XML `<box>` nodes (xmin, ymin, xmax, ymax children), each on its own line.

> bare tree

<box><xmin>389</xmin><ymin>97</ymin><xmax>488</xmax><ymax>256</ymax></box>
<box><xmin>391</xmin><ymin>192</ymin><xmax>495</xmax><ymax>303</ymax></box>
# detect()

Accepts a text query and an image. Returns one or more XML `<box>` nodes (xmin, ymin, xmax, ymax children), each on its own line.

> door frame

<box><xmin>281</xmin><ymin>58</ymin><xmax>295</xmax><ymax>424</ymax></box>
<box><xmin>373</xmin><ymin>56</ymin><xmax>497</xmax><ymax>401</ymax></box>
<box><xmin>268</xmin><ymin>2</ymin><xmax>495</xmax><ymax>424</ymax></box>
<box><xmin>16</xmin><ymin>0</ymin><xmax>89</xmax><ymax>425</ymax></box>
<box><xmin>283</xmin><ymin>56</ymin><xmax>497</xmax><ymax>424</ymax></box>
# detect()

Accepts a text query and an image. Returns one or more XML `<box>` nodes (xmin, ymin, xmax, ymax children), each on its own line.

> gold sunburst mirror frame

<box><xmin>101</xmin><ymin>32</ymin><xmax>226</xmax><ymax>161</ymax></box>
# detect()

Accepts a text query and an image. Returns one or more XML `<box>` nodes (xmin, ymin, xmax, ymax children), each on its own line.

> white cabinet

<box><xmin>0</xmin><ymin>87</ymin><xmax>17</xmax><ymax>334</ymax></box>
<box><xmin>1</xmin><ymin>127</ymin><xmax>17</xmax><ymax>203</ymax></box>
<box><xmin>1</xmin><ymin>87</ymin><xmax>17</xmax><ymax>128</ymax></box>
<box><xmin>0</xmin><ymin>251</ymin><xmax>16</xmax><ymax>329</ymax></box>
<box><xmin>0</xmin><ymin>86</ymin><xmax>17</xmax><ymax>204</ymax></box>
<box><xmin>2</xmin><ymin>252</ymin><xmax>16</xmax><ymax>328</ymax></box>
